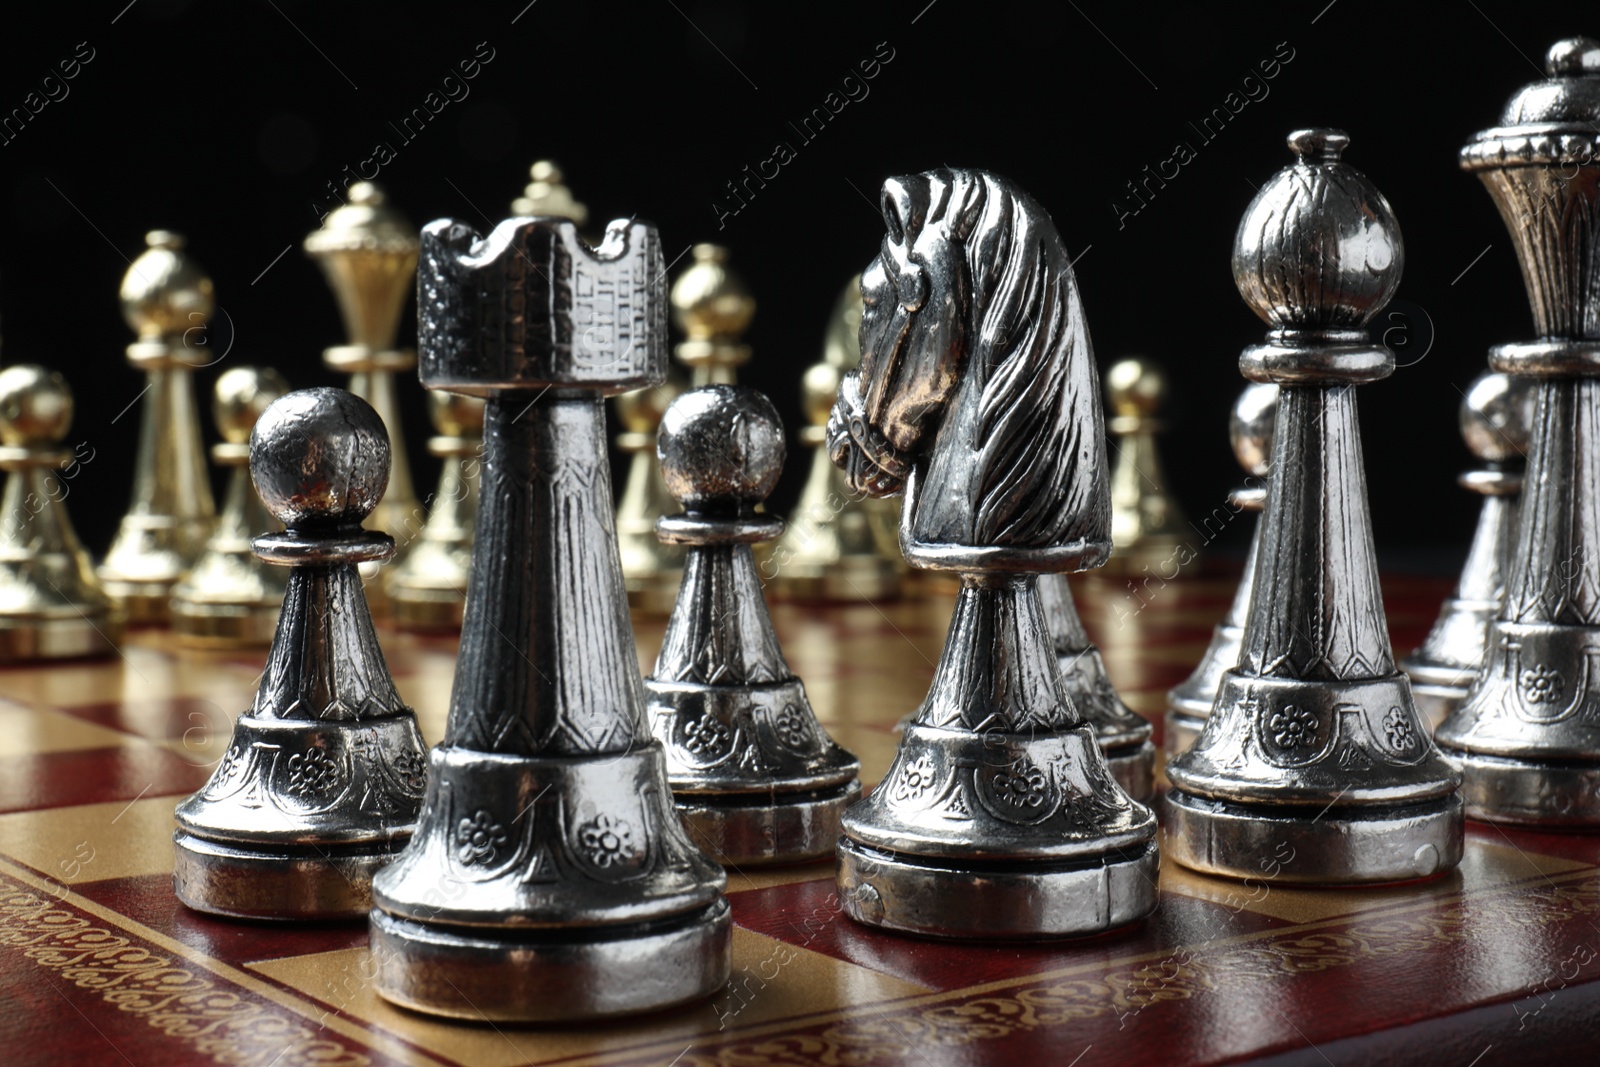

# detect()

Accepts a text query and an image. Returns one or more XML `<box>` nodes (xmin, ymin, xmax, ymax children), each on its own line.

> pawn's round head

<box><xmin>428</xmin><ymin>388</ymin><xmax>486</xmax><ymax>437</ymax></box>
<box><xmin>658</xmin><ymin>385</ymin><xmax>785</xmax><ymax>513</ymax></box>
<box><xmin>0</xmin><ymin>365</ymin><xmax>72</xmax><ymax>448</ymax></box>
<box><xmin>214</xmin><ymin>367</ymin><xmax>290</xmax><ymax>445</ymax></box>
<box><xmin>1230</xmin><ymin>382</ymin><xmax>1280</xmax><ymax>477</ymax></box>
<box><xmin>1106</xmin><ymin>358</ymin><xmax>1166</xmax><ymax>418</ymax></box>
<box><xmin>1461</xmin><ymin>371</ymin><xmax>1535</xmax><ymax>462</ymax></box>
<box><xmin>119</xmin><ymin>230</ymin><xmax>215</xmax><ymax>340</ymax></box>
<box><xmin>250</xmin><ymin>387</ymin><xmax>390</xmax><ymax>531</ymax></box>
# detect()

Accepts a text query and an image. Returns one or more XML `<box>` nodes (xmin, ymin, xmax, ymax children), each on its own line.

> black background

<box><xmin>0</xmin><ymin>0</ymin><xmax>1582</xmax><ymax>569</ymax></box>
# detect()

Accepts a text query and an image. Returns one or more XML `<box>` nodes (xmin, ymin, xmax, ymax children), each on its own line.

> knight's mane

<box><xmin>924</xmin><ymin>168</ymin><xmax>1109</xmax><ymax>547</ymax></box>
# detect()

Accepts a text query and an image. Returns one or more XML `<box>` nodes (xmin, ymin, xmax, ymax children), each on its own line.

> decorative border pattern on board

<box><xmin>657</xmin><ymin>878</ymin><xmax>1600</xmax><ymax>1067</ymax></box>
<box><xmin>0</xmin><ymin>879</ymin><xmax>370</xmax><ymax>1067</ymax></box>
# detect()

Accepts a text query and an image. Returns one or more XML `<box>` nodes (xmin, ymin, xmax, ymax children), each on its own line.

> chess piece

<box><xmin>304</xmin><ymin>181</ymin><xmax>421</xmax><ymax>605</ymax></box>
<box><xmin>1105</xmin><ymin>357</ymin><xmax>1187</xmax><ymax>573</ymax></box>
<box><xmin>827</xmin><ymin>168</ymin><xmax>1158</xmax><ymax>939</ymax></box>
<box><xmin>385</xmin><ymin>390</ymin><xmax>486</xmax><ymax>631</ymax></box>
<box><xmin>1166</xmin><ymin>129</ymin><xmax>1463</xmax><ymax>885</ymax></box>
<box><xmin>1403</xmin><ymin>372</ymin><xmax>1533</xmax><ymax>729</ymax></box>
<box><xmin>98</xmin><ymin>231</ymin><xmax>217</xmax><ymax>622</ymax></box>
<box><xmin>511</xmin><ymin>159</ymin><xmax>589</xmax><ymax>224</ymax></box>
<box><xmin>1165</xmin><ymin>383</ymin><xmax>1279</xmax><ymax>755</ymax></box>
<box><xmin>0</xmin><ymin>366</ymin><xmax>122</xmax><ymax>660</ymax></box>
<box><xmin>672</xmin><ymin>244</ymin><xmax>753</xmax><ymax>387</ymax></box>
<box><xmin>647</xmin><ymin>384</ymin><xmax>861</xmax><ymax>864</ymax></box>
<box><xmin>1039</xmin><ymin>574</ymin><xmax>1154</xmax><ymax>800</ymax></box>
<box><xmin>1436</xmin><ymin>38</ymin><xmax>1600</xmax><ymax>825</ymax></box>
<box><xmin>171</xmin><ymin>367</ymin><xmax>291</xmax><ymax>647</ymax></box>
<box><xmin>370</xmin><ymin>215</ymin><xmax>730</xmax><ymax>1020</ymax></box>
<box><xmin>769</xmin><ymin>275</ymin><xmax>904</xmax><ymax>601</ymax></box>
<box><xmin>615</xmin><ymin>372</ymin><xmax>685</xmax><ymax>613</ymax></box>
<box><xmin>173</xmin><ymin>387</ymin><xmax>429</xmax><ymax>919</ymax></box>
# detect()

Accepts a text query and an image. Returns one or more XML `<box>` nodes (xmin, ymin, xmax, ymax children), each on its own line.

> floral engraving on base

<box><xmin>285</xmin><ymin>747</ymin><xmax>341</xmax><ymax>797</ymax></box>
<box><xmin>456</xmin><ymin>810</ymin><xmax>507</xmax><ymax>866</ymax></box>
<box><xmin>681</xmin><ymin>714</ymin><xmax>733</xmax><ymax>756</ymax></box>
<box><xmin>577</xmin><ymin>814</ymin><xmax>638</xmax><ymax>868</ymax></box>
<box><xmin>1382</xmin><ymin>707</ymin><xmax>1417</xmax><ymax>751</ymax></box>
<box><xmin>771</xmin><ymin>703</ymin><xmax>816</xmax><ymax>751</ymax></box>
<box><xmin>891</xmin><ymin>754</ymin><xmax>937</xmax><ymax>802</ymax></box>
<box><xmin>1268</xmin><ymin>705</ymin><xmax>1318</xmax><ymax>750</ymax></box>
<box><xmin>1520</xmin><ymin>664</ymin><xmax>1566</xmax><ymax>706</ymax></box>
<box><xmin>989</xmin><ymin>761</ymin><xmax>1051</xmax><ymax>812</ymax></box>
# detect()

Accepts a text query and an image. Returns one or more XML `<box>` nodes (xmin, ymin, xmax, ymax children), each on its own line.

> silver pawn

<box><xmin>1403</xmin><ymin>372</ymin><xmax>1533</xmax><ymax>729</ymax></box>
<box><xmin>1165</xmin><ymin>383</ymin><xmax>1278</xmax><ymax>755</ymax></box>
<box><xmin>1039</xmin><ymin>574</ymin><xmax>1155</xmax><ymax>799</ymax></box>
<box><xmin>648</xmin><ymin>384</ymin><xmax>861</xmax><ymax>864</ymax></box>
<box><xmin>173</xmin><ymin>388</ymin><xmax>428</xmax><ymax>919</ymax></box>
<box><xmin>1437</xmin><ymin>38</ymin><xmax>1600</xmax><ymax>825</ymax></box>
<box><xmin>828</xmin><ymin>168</ymin><xmax>1158</xmax><ymax>939</ymax></box>
<box><xmin>1165</xmin><ymin>129</ymin><xmax>1464</xmax><ymax>885</ymax></box>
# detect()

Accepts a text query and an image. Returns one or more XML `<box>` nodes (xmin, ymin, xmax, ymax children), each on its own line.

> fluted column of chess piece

<box><xmin>769</xmin><ymin>275</ymin><xmax>904</xmax><ymax>601</ymax></box>
<box><xmin>173</xmin><ymin>388</ymin><xmax>429</xmax><ymax>919</ymax></box>
<box><xmin>828</xmin><ymin>168</ymin><xmax>1158</xmax><ymax>939</ymax></box>
<box><xmin>1437</xmin><ymin>38</ymin><xmax>1600</xmax><ymax>826</ymax></box>
<box><xmin>646</xmin><ymin>384</ymin><xmax>861</xmax><ymax>864</ymax></box>
<box><xmin>1166</xmin><ymin>383</ymin><xmax>1278</xmax><ymax>755</ymax></box>
<box><xmin>386</xmin><ymin>390</ymin><xmax>485</xmax><ymax>630</ymax></box>
<box><xmin>1105</xmin><ymin>357</ymin><xmax>1187</xmax><ymax>574</ymax></box>
<box><xmin>0</xmin><ymin>366</ymin><xmax>121</xmax><ymax>660</ymax></box>
<box><xmin>171</xmin><ymin>368</ymin><xmax>291</xmax><ymax>647</ymax></box>
<box><xmin>371</xmin><ymin>214</ymin><xmax>729</xmax><ymax>1020</ymax></box>
<box><xmin>1403</xmin><ymin>372</ymin><xmax>1533</xmax><ymax>730</ymax></box>
<box><xmin>1039</xmin><ymin>573</ymin><xmax>1154</xmax><ymax>800</ymax></box>
<box><xmin>304</xmin><ymin>182</ymin><xmax>421</xmax><ymax>610</ymax></box>
<box><xmin>98</xmin><ymin>231</ymin><xmax>216</xmax><ymax>622</ymax></box>
<box><xmin>1166</xmin><ymin>129</ymin><xmax>1464</xmax><ymax>885</ymax></box>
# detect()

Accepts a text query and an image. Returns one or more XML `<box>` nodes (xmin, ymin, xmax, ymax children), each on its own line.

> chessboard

<box><xmin>3</xmin><ymin>566</ymin><xmax>1597</xmax><ymax>1067</ymax></box>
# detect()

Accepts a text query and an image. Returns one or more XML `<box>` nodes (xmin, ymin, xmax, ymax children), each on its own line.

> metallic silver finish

<box><xmin>646</xmin><ymin>384</ymin><xmax>861</xmax><ymax>864</ymax></box>
<box><xmin>171</xmin><ymin>367</ymin><xmax>291</xmax><ymax>647</ymax></box>
<box><xmin>371</xmin><ymin>215</ymin><xmax>729</xmax><ymax>1020</ymax></box>
<box><xmin>0</xmin><ymin>366</ymin><xmax>123</xmax><ymax>660</ymax></box>
<box><xmin>827</xmin><ymin>168</ymin><xmax>1158</xmax><ymax>939</ymax></box>
<box><xmin>1039</xmin><ymin>574</ymin><xmax>1154</xmax><ymax>800</ymax></box>
<box><xmin>385</xmin><ymin>390</ymin><xmax>485</xmax><ymax>631</ymax></box>
<box><xmin>99</xmin><ymin>231</ymin><xmax>217</xmax><ymax>623</ymax></box>
<box><xmin>173</xmin><ymin>388</ymin><xmax>428</xmax><ymax>920</ymax></box>
<box><xmin>1166</xmin><ymin>383</ymin><xmax>1278</xmax><ymax>755</ymax></box>
<box><xmin>1403</xmin><ymin>373</ymin><xmax>1532</xmax><ymax>729</ymax></box>
<box><xmin>1166</xmin><ymin>130</ymin><xmax>1464</xmax><ymax>885</ymax></box>
<box><xmin>1437</xmin><ymin>38</ymin><xmax>1600</xmax><ymax>826</ymax></box>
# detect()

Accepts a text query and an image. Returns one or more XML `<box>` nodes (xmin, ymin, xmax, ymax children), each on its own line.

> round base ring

<box><xmin>369</xmin><ymin>900</ymin><xmax>732</xmax><ymax>1021</ymax></box>
<box><xmin>1161</xmin><ymin>790</ymin><xmax>1463</xmax><ymax>885</ymax></box>
<box><xmin>1443</xmin><ymin>748</ymin><xmax>1600</xmax><ymax>827</ymax></box>
<box><xmin>836</xmin><ymin>838</ymin><xmax>1159</xmax><ymax>940</ymax></box>
<box><xmin>173</xmin><ymin>832</ymin><xmax>409</xmax><ymax>920</ymax></box>
<box><xmin>678</xmin><ymin>781</ymin><xmax>862</xmax><ymax>866</ymax></box>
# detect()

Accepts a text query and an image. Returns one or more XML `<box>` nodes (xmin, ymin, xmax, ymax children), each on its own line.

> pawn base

<box><xmin>1441</xmin><ymin>749</ymin><xmax>1600</xmax><ymax>827</ymax></box>
<box><xmin>370</xmin><ymin>900</ymin><xmax>731</xmax><ymax>1021</ymax></box>
<box><xmin>837</xmin><ymin>838</ymin><xmax>1159</xmax><ymax>940</ymax></box>
<box><xmin>170</xmin><ymin>602</ymin><xmax>278</xmax><ymax>649</ymax></box>
<box><xmin>0</xmin><ymin>612</ymin><xmax>122</xmax><ymax>662</ymax></box>
<box><xmin>1163</xmin><ymin>709</ymin><xmax>1206</xmax><ymax>758</ymax></box>
<box><xmin>1162</xmin><ymin>789</ymin><xmax>1463</xmax><ymax>885</ymax></box>
<box><xmin>677</xmin><ymin>780</ymin><xmax>862</xmax><ymax>866</ymax></box>
<box><xmin>173</xmin><ymin>832</ymin><xmax>409</xmax><ymax>920</ymax></box>
<box><xmin>1105</xmin><ymin>740</ymin><xmax>1155</xmax><ymax>802</ymax></box>
<box><xmin>100</xmin><ymin>580</ymin><xmax>176</xmax><ymax>625</ymax></box>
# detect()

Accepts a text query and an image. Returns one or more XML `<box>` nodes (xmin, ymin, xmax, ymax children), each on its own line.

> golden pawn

<box><xmin>615</xmin><ymin>372</ymin><xmax>684</xmax><ymax>613</ymax></box>
<box><xmin>1105</xmin><ymin>357</ymin><xmax>1187</xmax><ymax>574</ymax></box>
<box><xmin>0</xmin><ymin>366</ymin><xmax>122</xmax><ymax>659</ymax></box>
<box><xmin>387</xmin><ymin>390</ymin><xmax>486</xmax><ymax>631</ymax></box>
<box><xmin>511</xmin><ymin>160</ymin><xmax>589</xmax><ymax>224</ymax></box>
<box><xmin>769</xmin><ymin>276</ymin><xmax>902</xmax><ymax>600</ymax></box>
<box><xmin>304</xmin><ymin>181</ymin><xmax>421</xmax><ymax>609</ymax></box>
<box><xmin>671</xmin><ymin>244</ymin><xmax>753</xmax><ymax>386</ymax></box>
<box><xmin>171</xmin><ymin>368</ymin><xmax>291</xmax><ymax>647</ymax></box>
<box><xmin>99</xmin><ymin>231</ymin><xmax>217</xmax><ymax>622</ymax></box>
